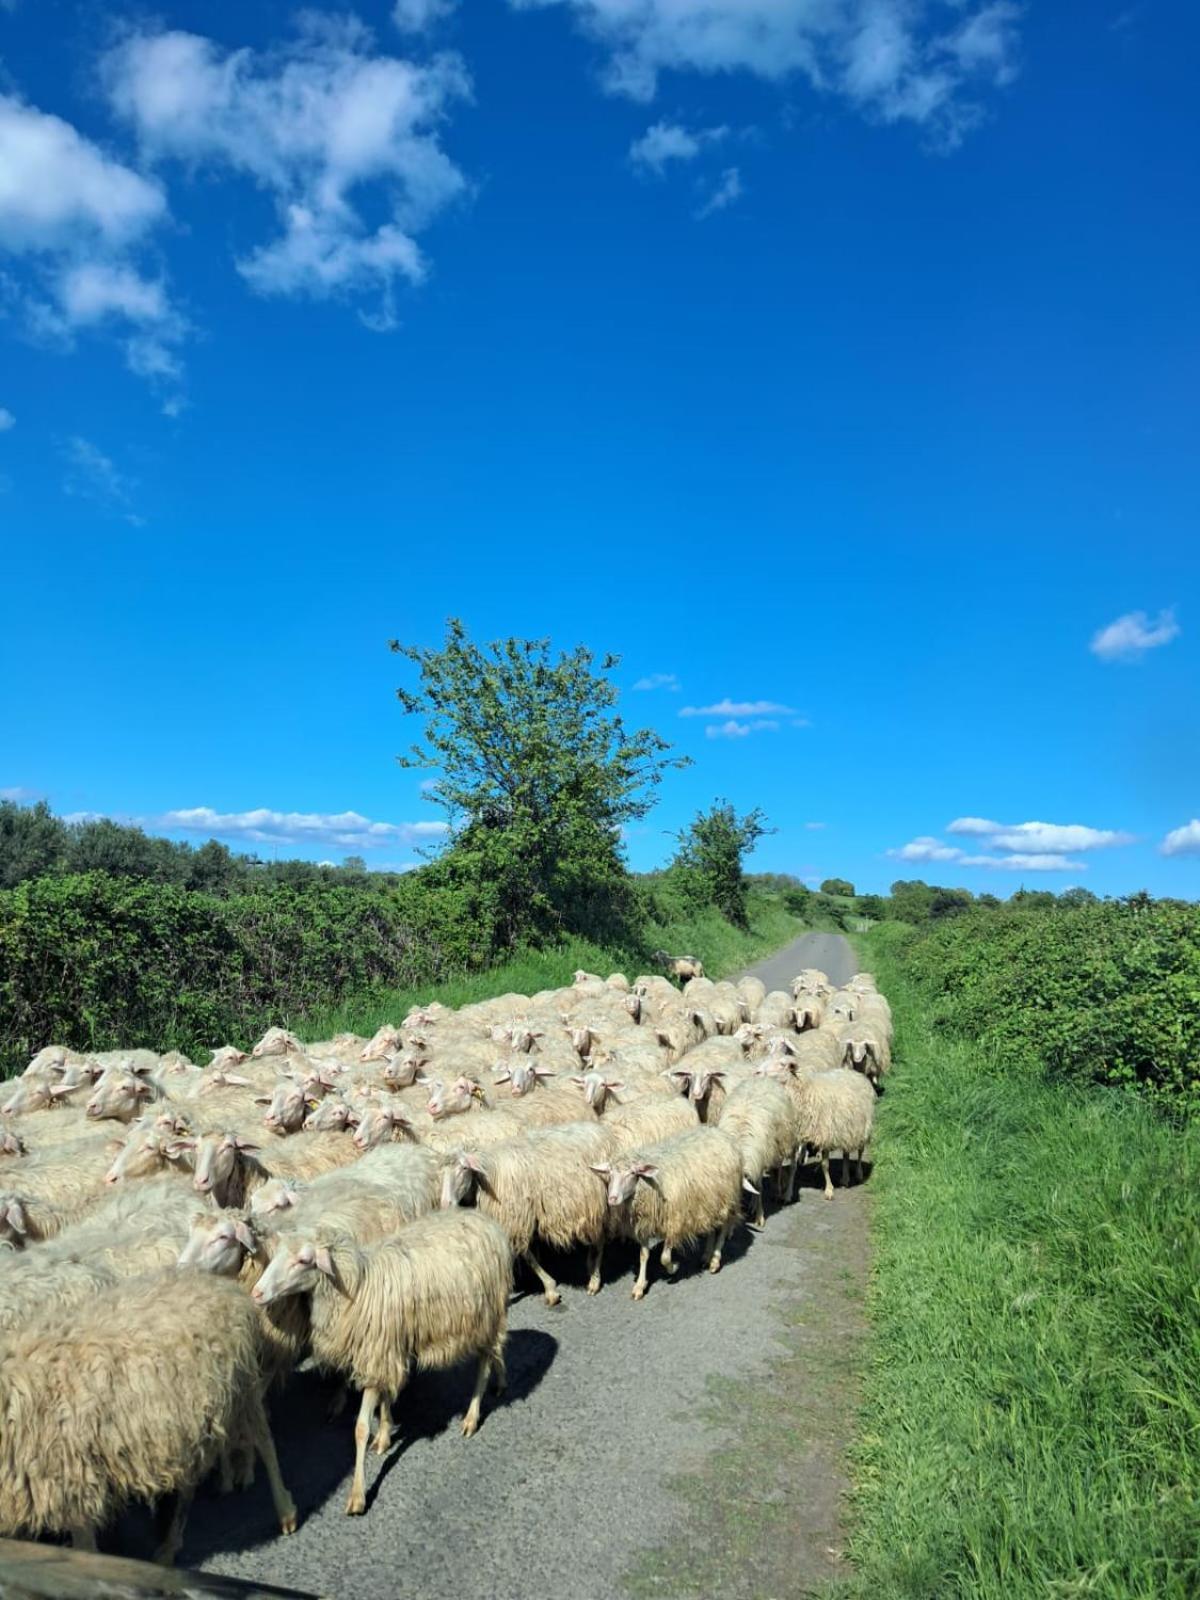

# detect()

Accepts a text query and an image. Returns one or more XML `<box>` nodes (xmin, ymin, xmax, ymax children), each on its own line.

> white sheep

<box><xmin>0</xmin><ymin>1269</ymin><xmax>296</xmax><ymax>1560</ymax></box>
<box><xmin>601</xmin><ymin>1091</ymin><xmax>700</xmax><ymax>1151</ymax></box>
<box><xmin>774</xmin><ymin>1063</ymin><xmax>876</xmax><ymax>1199</ymax></box>
<box><xmin>591</xmin><ymin>1127</ymin><xmax>746</xmax><ymax>1298</ymax></box>
<box><xmin>716</xmin><ymin>1077</ymin><xmax>802</xmax><ymax>1227</ymax></box>
<box><xmin>251</xmin><ymin>1209</ymin><xmax>512</xmax><ymax>1515</ymax></box>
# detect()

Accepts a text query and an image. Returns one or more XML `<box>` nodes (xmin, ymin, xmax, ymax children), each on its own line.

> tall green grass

<box><xmin>842</xmin><ymin>935</ymin><xmax>1200</xmax><ymax>1600</ymax></box>
<box><xmin>299</xmin><ymin>890</ymin><xmax>803</xmax><ymax>1039</ymax></box>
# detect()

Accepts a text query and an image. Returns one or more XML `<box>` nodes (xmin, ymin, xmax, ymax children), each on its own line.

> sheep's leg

<box><xmin>69</xmin><ymin>1525</ymin><xmax>97</xmax><ymax>1553</ymax></box>
<box><xmin>821</xmin><ymin>1154</ymin><xmax>834</xmax><ymax>1200</ymax></box>
<box><xmin>631</xmin><ymin>1244</ymin><xmax>651</xmax><ymax>1300</ymax></box>
<box><xmin>707</xmin><ymin>1222</ymin><xmax>731</xmax><ymax>1273</ymax></box>
<box><xmin>586</xmin><ymin>1241</ymin><xmax>604</xmax><ymax>1295</ymax></box>
<box><xmin>152</xmin><ymin>1488</ymin><xmax>192</xmax><ymax>1566</ymax></box>
<box><xmin>754</xmin><ymin>1184</ymin><xmax>766</xmax><ymax>1229</ymax></box>
<box><xmin>346</xmin><ymin>1386</ymin><xmax>379</xmax><ymax>1515</ymax></box>
<box><xmin>462</xmin><ymin>1355</ymin><xmax>491</xmax><ymax>1437</ymax></box>
<box><xmin>660</xmin><ymin>1243</ymin><xmax>677</xmax><ymax>1274</ymax></box>
<box><xmin>489</xmin><ymin>1333</ymin><xmax>508</xmax><ymax>1395</ymax></box>
<box><xmin>254</xmin><ymin>1410</ymin><xmax>298</xmax><ymax>1535</ymax></box>
<box><xmin>524</xmin><ymin>1246</ymin><xmax>561</xmax><ymax>1307</ymax></box>
<box><xmin>373</xmin><ymin>1399</ymin><xmax>394</xmax><ymax>1456</ymax></box>
<box><xmin>326</xmin><ymin>1381</ymin><xmax>349</xmax><ymax>1421</ymax></box>
<box><xmin>841</xmin><ymin>1152</ymin><xmax>851</xmax><ymax>1187</ymax></box>
<box><xmin>855</xmin><ymin>1148</ymin><xmax>865</xmax><ymax>1184</ymax></box>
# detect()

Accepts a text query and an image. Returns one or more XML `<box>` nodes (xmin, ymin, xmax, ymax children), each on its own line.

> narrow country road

<box><xmin>176</xmin><ymin>933</ymin><xmax>869</xmax><ymax>1600</ymax></box>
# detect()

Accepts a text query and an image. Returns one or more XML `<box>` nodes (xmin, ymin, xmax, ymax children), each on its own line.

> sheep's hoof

<box><xmin>631</xmin><ymin>1284</ymin><xmax>646</xmax><ymax>1301</ymax></box>
<box><xmin>823</xmin><ymin>1191</ymin><xmax>835</xmax><ymax>1202</ymax></box>
<box><xmin>345</xmin><ymin>1493</ymin><xmax>367</xmax><ymax>1516</ymax></box>
<box><xmin>279</xmin><ymin>1509</ymin><xmax>298</xmax><ymax>1536</ymax></box>
<box><xmin>372</xmin><ymin>1431</ymin><xmax>390</xmax><ymax>1456</ymax></box>
<box><xmin>708</xmin><ymin>1256</ymin><xmax>722</xmax><ymax>1274</ymax></box>
<box><xmin>461</xmin><ymin>1415</ymin><xmax>479</xmax><ymax>1438</ymax></box>
<box><xmin>543</xmin><ymin>1288</ymin><xmax>562</xmax><ymax>1307</ymax></box>
<box><xmin>586</xmin><ymin>1279</ymin><xmax>602</xmax><ymax>1296</ymax></box>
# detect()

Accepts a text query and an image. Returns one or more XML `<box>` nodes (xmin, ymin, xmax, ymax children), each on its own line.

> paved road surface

<box><xmin>178</xmin><ymin>933</ymin><xmax>864</xmax><ymax>1600</ymax></box>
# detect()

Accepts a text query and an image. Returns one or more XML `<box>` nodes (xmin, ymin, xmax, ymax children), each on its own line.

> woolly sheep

<box><xmin>569</xmin><ymin>1068</ymin><xmax>677</xmax><ymax>1115</ymax></box>
<box><xmin>251</xmin><ymin>1209</ymin><xmax>512</xmax><ymax>1515</ymax></box>
<box><xmin>592</xmin><ymin>1127</ymin><xmax>745</xmax><ymax>1298</ymax></box>
<box><xmin>602</xmin><ymin>1092</ymin><xmax>699</xmax><ymax>1151</ymax></box>
<box><xmin>0</xmin><ymin>1128</ymin><xmax>25</xmax><ymax>1157</ymax></box>
<box><xmin>490</xmin><ymin>1061</ymin><xmax>589</xmax><ymax>1128</ymax></box>
<box><xmin>755</xmin><ymin>990</ymin><xmax>799</xmax><ymax>1031</ymax></box>
<box><xmin>735</xmin><ymin>975</ymin><xmax>766</xmax><ymax>1014</ymax></box>
<box><xmin>84</xmin><ymin>1063</ymin><xmax>164</xmax><ymax>1124</ymax></box>
<box><xmin>791</xmin><ymin>969</ymin><xmax>833</xmax><ymax>998</ymax></box>
<box><xmin>251</xmin><ymin>1027</ymin><xmax>303</xmax><ymax>1059</ymax></box>
<box><xmin>780</xmin><ymin>1064</ymin><xmax>875</xmax><ymax>1199</ymax></box>
<box><xmin>825</xmin><ymin>990</ymin><xmax>859</xmax><ymax>1024</ymax></box>
<box><xmin>716</xmin><ymin>1077</ymin><xmax>802</xmax><ymax>1227</ymax></box>
<box><xmin>0</xmin><ymin>1270</ymin><xmax>296</xmax><ymax>1559</ymax></box>
<box><xmin>836</xmin><ymin>1020</ymin><xmax>892</xmax><ymax>1086</ymax></box>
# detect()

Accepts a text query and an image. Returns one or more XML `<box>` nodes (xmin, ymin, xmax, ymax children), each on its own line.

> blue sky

<box><xmin>1</xmin><ymin>0</ymin><xmax>1197</xmax><ymax>896</ymax></box>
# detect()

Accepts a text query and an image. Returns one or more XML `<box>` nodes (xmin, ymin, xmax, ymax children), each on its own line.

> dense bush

<box><xmin>0</xmin><ymin>873</ymin><xmax>466</xmax><ymax>1070</ymax></box>
<box><xmin>884</xmin><ymin>899</ymin><xmax>1200</xmax><ymax>1114</ymax></box>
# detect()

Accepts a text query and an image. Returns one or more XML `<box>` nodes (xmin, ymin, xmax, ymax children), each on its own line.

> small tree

<box><xmin>391</xmin><ymin>619</ymin><xmax>688</xmax><ymax>951</ymax></box>
<box><xmin>0</xmin><ymin>800</ymin><xmax>68</xmax><ymax>889</ymax></box>
<box><xmin>820</xmin><ymin>877</ymin><xmax>855</xmax><ymax>897</ymax></box>
<box><xmin>670</xmin><ymin>799</ymin><xmax>772</xmax><ymax>928</ymax></box>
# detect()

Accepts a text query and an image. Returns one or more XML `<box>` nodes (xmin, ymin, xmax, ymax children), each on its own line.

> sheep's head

<box><xmin>0</xmin><ymin>1194</ymin><xmax>29</xmax><ymax>1246</ymax></box>
<box><xmin>252</xmin><ymin>1027</ymin><xmax>300</xmax><ymax>1059</ymax></box>
<box><xmin>360</xmin><ymin>1025</ymin><xmax>403</xmax><ymax>1063</ymax></box>
<box><xmin>190</xmin><ymin>1131</ymin><xmax>260</xmax><ymax>1197</ymax></box>
<box><xmin>179</xmin><ymin>1212</ymin><xmax>259</xmax><ymax>1275</ymax></box>
<box><xmin>427</xmin><ymin>1077</ymin><xmax>484</xmax><ymax>1120</ymax></box>
<box><xmin>305</xmin><ymin>1096</ymin><xmax>353</xmax><ymax>1133</ymax></box>
<box><xmin>250</xmin><ymin>1177</ymin><xmax>302</xmax><ymax>1219</ymax></box>
<box><xmin>492</xmin><ymin>1061</ymin><xmax>554</xmax><ymax>1098</ymax></box>
<box><xmin>689</xmin><ymin>1068</ymin><xmax>726</xmax><ymax>1106</ymax></box>
<box><xmin>440</xmin><ymin>1150</ymin><xmax>486</xmax><ymax>1208</ymax></box>
<box><xmin>103</xmin><ymin>1115</ymin><xmax>191</xmax><ymax>1184</ymax></box>
<box><xmin>209</xmin><ymin>1045</ymin><xmax>249</xmax><ymax>1070</ymax></box>
<box><xmin>623</xmin><ymin>994</ymin><xmax>642</xmax><ymax>1023</ymax></box>
<box><xmin>351</xmin><ymin>1103</ymin><xmax>412</xmax><ymax>1151</ymax></box>
<box><xmin>590</xmin><ymin>1159</ymin><xmax>657</xmax><ymax>1207</ymax></box>
<box><xmin>251</xmin><ymin>1239</ymin><xmax>336</xmax><ymax>1305</ymax></box>
<box><xmin>383</xmin><ymin>1052</ymin><xmax>425</xmax><ymax>1089</ymax></box>
<box><xmin>571</xmin><ymin>1070</ymin><xmax>623</xmax><ymax>1111</ymax></box>
<box><xmin>86</xmin><ymin>1067</ymin><xmax>153</xmax><ymax>1123</ymax></box>
<box><xmin>0</xmin><ymin>1127</ymin><xmax>26</xmax><ymax>1157</ymax></box>
<box><xmin>257</xmin><ymin>1076</ymin><xmax>307</xmax><ymax>1134</ymax></box>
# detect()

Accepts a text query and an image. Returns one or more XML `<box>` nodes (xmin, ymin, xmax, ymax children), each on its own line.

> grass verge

<box><xmin>299</xmin><ymin>891</ymin><xmax>803</xmax><ymax>1039</ymax></box>
<box><xmin>837</xmin><ymin>932</ymin><xmax>1200</xmax><ymax>1599</ymax></box>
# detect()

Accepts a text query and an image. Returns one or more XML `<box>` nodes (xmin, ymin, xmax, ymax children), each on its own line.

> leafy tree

<box><xmin>857</xmin><ymin>893</ymin><xmax>887</xmax><ymax>921</ymax></box>
<box><xmin>0</xmin><ymin>800</ymin><xmax>67</xmax><ymax>889</ymax></box>
<box><xmin>186</xmin><ymin>839</ymin><xmax>245</xmax><ymax>895</ymax></box>
<box><xmin>66</xmin><ymin>817</ymin><xmax>187</xmax><ymax>883</ymax></box>
<box><xmin>889</xmin><ymin>879</ymin><xmax>937</xmax><ymax>923</ymax></box>
<box><xmin>820</xmin><ymin>877</ymin><xmax>855</xmax><ymax>897</ymax></box>
<box><xmin>391</xmin><ymin>619</ymin><xmax>688</xmax><ymax>951</ymax></box>
<box><xmin>669</xmin><ymin>799</ymin><xmax>773</xmax><ymax>928</ymax></box>
<box><xmin>930</xmin><ymin>887</ymin><xmax>973</xmax><ymax>919</ymax></box>
<box><xmin>1059</xmin><ymin>886</ymin><xmax>1098</xmax><ymax>908</ymax></box>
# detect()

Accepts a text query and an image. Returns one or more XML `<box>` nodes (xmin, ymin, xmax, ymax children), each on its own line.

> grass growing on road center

<box><xmin>838</xmin><ymin>934</ymin><xmax>1200</xmax><ymax>1600</ymax></box>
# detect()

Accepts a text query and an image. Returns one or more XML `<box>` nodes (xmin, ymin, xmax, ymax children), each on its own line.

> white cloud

<box><xmin>103</xmin><ymin>17</ymin><xmax>470</xmax><ymax>327</ymax></box>
<box><xmin>1090</xmin><ymin>608</ymin><xmax>1180</xmax><ymax>662</ymax></box>
<box><xmin>681</xmin><ymin>698</ymin><xmax>795</xmax><ymax>717</ymax></box>
<box><xmin>629</xmin><ymin>120</ymin><xmax>727</xmax><ymax>173</ymax></box>
<box><xmin>510</xmin><ymin>0</ymin><xmax>1021</xmax><ymax>145</ymax></box>
<box><xmin>0</xmin><ymin>786</ymin><xmax>39</xmax><ymax>801</ymax></box>
<box><xmin>1161</xmin><ymin>820</ymin><xmax>1200</xmax><ymax>858</ymax></box>
<box><xmin>393</xmin><ymin>0</ymin><xmax>457</xmax><ymax>31</ymax></box>
<box><xmin>706</xmin><ymin>719</ymin><xmax>752</xmax><ymax>739</ymax></box>
<box><xmin>804</xmin><ymin>821</ymin><xmax>826</xmax><ymax>830</ymax></box>
<box><xmin>0</xmin><ymin>91</ymin><xmax>185</xmax><ymax>397</ymax></box>
<box><xmin>633</xmin><ymin>672</ymin><xmax>681</xmax><ymax>691</ymax></box>
<box><xmin>0</xmin><ymin>408</ymin><xmax>14</xmax><ymax>431</ymax></box>
<box><xmin>61</xmin><ymin>436</ymin><xmax>143</xmax><ymax>525</ymax></box>
<box><xmin>947</xmin><ymin>816</ymin><xmax>1004</xmax><ymax>836</ymax></box>
<box><xmin>696</xmin><ymin>165</ymin><xmax>742</xmax><ymax>217</ymax></box>
<box><xmin>958</xmin><ymin>853</ymin><xmax>1086</xmax><ymax>873</ymax></box>
<box><xmin>157</xmin><ymin>805</ymin><xmax>449</xmax><ymax>850</ymax></box>
<box><xmin>887</xmin><ymin>836</ymin><xmax>964</xmax><ymax>863</ymax></box>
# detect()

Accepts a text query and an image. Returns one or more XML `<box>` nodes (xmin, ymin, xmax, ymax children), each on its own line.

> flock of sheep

<box><xmin>0</xmin><ymin>961</ymin><xmax>892</xmax><ymax>1562</ymax></box>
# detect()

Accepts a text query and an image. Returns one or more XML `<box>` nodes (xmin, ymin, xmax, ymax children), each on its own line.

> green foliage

<box><xmin>391</xmin><ymin>618</ymin><xmax>688</xmax><ymax>952</ymax></box>
<box><xmin>820</xmin><ymin>876</ymin><xmax>855</xmax><ymax>896</ymax></box>
<box><xmin>668</xmin><ymin>798</ymin><xmax>772</xmax><ymax>929</ymax></box>
<box><xmin>0</xmin><ymin>800</ymin><xmax>67</xmax><ymax>888</ymax></box>
<box><xmin>842</xmin><ymin>936</ymin><xmax>1200</xmax><ymax>1600</ymax></box>
<box><xmin>856</xmin><ymin>893</ymin><xmax>887</xmax><ymax>921</ymax></box>
<box><xmin>900</xmin><ymin>899</ymin><xmax>1200</xmax><ymax>1113</ymax></box>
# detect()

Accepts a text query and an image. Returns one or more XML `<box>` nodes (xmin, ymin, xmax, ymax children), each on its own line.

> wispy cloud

<box><xmin>511</xmin><ymin>0</ymin><xmax>1022</xmax><ymax>149</ymax></box>
<box><xmin>157</xmin><ymin>806</ymin><xmax>450</xmax><ymax>850</ymax></box>
<box><xmin>1090</xmin><ymin>608</ymin><xmax>1180</xmax><ymax>662</ymax></box>
<box><xmin>804</xmin><ymin>821</ymin><xmax>826</xmax><ymax>831</ymax></box>
<box><xmin>888</xmin><ymin>836</ymin><xmax>965</xmax><ymax>863</ymax></box>
<box><xmin>947</xmin><ymin>818</ymin><xmax>1134</xmax><ymax>853</ymax></box>
<box><xmin>103</xmin><ymin>15</ymin><xmax>470</xmax><ymax>332</ymax></box>
<box><xmin>704</xmin><ymin>717</ymin><xmax>780</xmax><ymax>739</ymax></box>
<box><xmin>633</xmin><ymin>672</ymin><xmax>681</xmax><ymax>692</ymax></box>
<box><xmin>1161</xmin><ymin>820</ymin><xmax>1200</xmax><ymax>858</ymax></box>
<box><xmin>959</xmin><ymin>852</ymin><xmax>1086</xmax><ymax>873</ymax></box>
<box><xmin>61</xmin><ymin>436</ymin><xmax>143</xmax><ymax>525</ymax></box>
<box><xmin>629</xmin><ymin>120</ymin><xmax>727</xmax><ymax>173</ymax></box>
<box><xmin>0</xmin><ymin>785</ymin><xmax>39</xmax><ymax>801</ymax></box>
<box><xmin>0</xmin><ymin>408</ymin><xmax>14</xmax><ymax>431</ymax></box>
<box><xmin>392</xmin><ymin>0</ymin><xmax>457</xmax><ymax>32</ymax></box>
<box><xmin>681</xmin><ymin>698</ymin><xmax>795</xmax><ymax>718</ymax></box>
<box><xmin>696</xmin><ymin>166</ymin><xmax>742</xmax><ymax>218</ymax></box>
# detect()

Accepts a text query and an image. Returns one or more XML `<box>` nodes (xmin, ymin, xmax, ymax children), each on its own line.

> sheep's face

<box><xmin>793</xmin><ymin>1001</ymin><xmax>822</xmax><ymax>1032</ymax></box>
<box><xmin>591</xmin><ymin>1160</ymin><xmax>656</xmax><ymax>1207</ymax></box>
<box><xmin>623</xmin><ymin>994</ymin><xmax>642</xmax><ymax>1023</ymax></box>
<box><xmin>193</xmin><ymin>1132</ymin><xmax>258</xmax><ymax>1196</ymax></box>
<box><xmin>383</xmin><ymin>1052</ymin><xmax>424</xmax><ymax>1089</ymax></box>
<box><xmin>689</xmin><ymin>1069</ymin><xmax>724</xmax><ymax>1106</ymax></box>
<box><xmin>305</xmin><ymin>1098</ymin><xmax>351</xmax><ymax>1133</ymax></box>
<box><xmin>252</xmin><ymin>1239</ymin><xmax>334</xmax><ymax>1305</ymax></box>
<box><xmin>179</xmin><ymin>1214</ymin><xmax>257</xmax><ymax>1275</ymax></box>
<box><xmin>493</xmin><ymin>1061</ymin><xmax>552</xmax><ymax>1098</ymax></box>
<box><xmin>427</xmin><ymin>1077</ymin><xmax>480</xmax><ymax>1120</ymax></box>
<box><xmin>572</xmin><ymin>1071</ymin><xmax>615</xmax><ymax>1110</ymax></box>
<box><xmin>210</xmin><ymin>1045</ymin><xmax>249</xmax><ymax>1070</ymax></box>
<box><xmin>86</xmin><ymin>1070</ymin><xmax>151</xmax><ymax>1123</ymax></box>
<box><xmin>360</xmin><ymin>1025</ymin><xmax>403</xmax><ymax>1063</ymax></box>
<box><xmin>103</xmin><ymin>1118</ymin><xmax>188</xmax><ymax>1184</ymax></box>
<box><xmin>755</xmin><ymin>1058</ymin><xmax>795</xmax><ymax>1085</ymax></box>
<box><xmin>440</xmin><ymin>1152</ymin><xmax>484</xmax><ymax>1208</ymax></box>
<box><xmin>352</xmin><ymin>1105</ymin><xmax>410</xmax><ymax>1151</ymax></box>
<box><xmin>251</xmin><ymin>1178</ymin><xmax>300</xmax><ymax>1219</ymax></box>
<box><xmin>24</xmin><ymin>1045</ymin><xmax>69</xmax><ymax>1076</ymax></box>
<box><xmin>259</xmin><ymin>1078</ymin><xmax>306</xmax><ymax>1134</ymax></box>
<box><xmin>663</xmin><ymin>1067</ymin><xmax>692</xmax><ymax>1098</ymax></box>
<box><xmin>252</xmin><ymin>1028</ymin><xmax>299</xmax><ymax>1059</ymax></box>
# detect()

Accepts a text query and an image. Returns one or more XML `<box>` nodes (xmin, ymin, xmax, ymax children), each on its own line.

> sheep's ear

<box><xmin>313</xmin><ymin>1246</ymin><xmax>336</xmax><ymax>1279</ymax></box>
<box><xmin>533</xmin><ymin>1066</ymin><xmax>556</xmax><ymax>1079</ymax></box>
<box><xmin>48</xmin><ymin>1082</ymin><xmax>76</xmax><ymax>1099</ymax></box>
<box><xmin>589</xmin><ymin>1162</ymin><xmax>612</xmax><ymax>1177</ymax></box>
<box><xmin>234</xmin><ymin>1137</ymin><xmax>261</xmax><ymax>1154</ymax></box>
<box><xmin>742</xmin><ymin>1177</ymin><xmax>761</xmax><ymax>1196</ymax></box>
<box><xmin>493</xmin><ymin>1069</ymin><xmax>511</xmax><ymax>1085</ymax></box>
<box><xmin>569</xmin><ymin>1075</ymin><xmax>585</xmax><ymax>1088</ymax></box>
<box><xmin>344</xmin><ymin>1108</ymin><xmax>361</xmax><ymax>1126</ymax></box>
<box><xmin>463</xmin><ymin>1152</ymin><xmax>486</xmax><ymax>1174</ymax></box>
<box><xmin>135</xmin><ymin>1080</ymin><xmax>153</xmax><ymax>1098</ymax></box>
<box><xmin>165</xmin><ymin>1138</ymin><xmax>195</xmax><ymax>1158</ymax></box>
<box><xmin>632</xmin><ymin>1162</ymin><xmax>659</xmax><ymax>1180</ymax></box>
<box><xmin>233</xmin><ymin>1219</ymin><xmax>258</xmax><ymax>1252</ymax></box>
<box><xmin>253</xmin><ymin>1095</ymin><xmax>271</xmax><ymax>1105</ymax></box>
